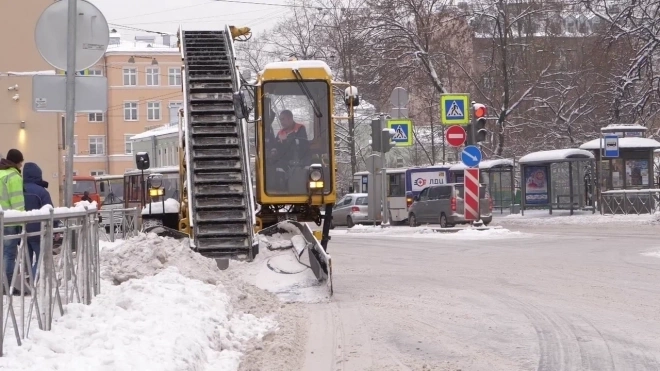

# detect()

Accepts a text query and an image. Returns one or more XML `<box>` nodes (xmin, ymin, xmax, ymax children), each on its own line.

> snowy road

<box><xmin>300</xmin><ymin>224</ymin><xmax>660</xmax><ymax>371</ymax></box>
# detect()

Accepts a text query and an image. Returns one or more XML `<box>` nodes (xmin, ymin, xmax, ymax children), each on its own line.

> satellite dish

<box><xmin>35</xmin><ymin>0</ymin><xmax>110</xmax><ymax>71</ymax></box>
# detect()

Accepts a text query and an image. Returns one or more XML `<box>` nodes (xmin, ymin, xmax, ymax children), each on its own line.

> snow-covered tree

<box><xmin>581</xmin><ymin>0</ymin><xmax>660</xmax><ymax>127</ymax></box>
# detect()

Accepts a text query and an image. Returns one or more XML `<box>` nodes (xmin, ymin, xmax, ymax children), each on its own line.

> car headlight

<box><xmin>310</xmin><ymin>169</ymin><xmax>322</xmax><ymax>181</ymax></box>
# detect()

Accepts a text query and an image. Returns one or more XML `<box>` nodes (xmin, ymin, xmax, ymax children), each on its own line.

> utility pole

<box><xmin>348</xmin><ymin>56</ymin><xmax>356</xmax><ymax>176</ymax></box>
<box><xmin>429</xmin><ymin>90</ymin><xmax>436</xmax><ymax>165</ymax></box>
<box><xmin>64</xmin><ymin>0</ymin><xmax>78</xmax><ymax>207</ymax></box>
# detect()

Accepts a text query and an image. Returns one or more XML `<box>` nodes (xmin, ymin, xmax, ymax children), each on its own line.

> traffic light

<box><xmin>370</xmin><ymin>119</ymin><xmax>382</xmax><ymax>152</ymax></box>
<box><xmin>473</xmin><ymin>103</ymin><xmax>487</xmax><ymax>143</ymax></box>
<box><xmin>381</xmin><ymin>128</ymin><xmax>396</xmax><ymax>153</ymax></box>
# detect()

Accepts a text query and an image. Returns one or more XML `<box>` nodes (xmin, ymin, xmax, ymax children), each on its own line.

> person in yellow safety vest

<box><xmin>0</xmin><ymin>149</ymin><xmax>25</xmax><ymax>296</ymax></box>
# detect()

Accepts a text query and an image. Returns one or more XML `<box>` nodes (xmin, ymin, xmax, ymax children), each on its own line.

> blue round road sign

<box><xmin>461</xmin><ymin>145</ymin><xmax>482</xmax><ymax>167</ymax></box>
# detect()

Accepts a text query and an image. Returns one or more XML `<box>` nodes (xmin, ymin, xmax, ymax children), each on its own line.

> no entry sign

<box><xmin>446</xmin><ymin>125</ymin><xmax>467</xmax><ymax>147</ymax></box>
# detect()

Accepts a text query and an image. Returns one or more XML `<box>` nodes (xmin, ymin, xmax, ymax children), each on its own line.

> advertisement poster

<box><xmin>626</xmin><ymin>160</ymin><xmax>648</xmax><ymax>186</ymax></box>
<box><xmin>524</xmin><ymin>166</ymin><xmax>548</xmax><ymax>205</ymax></box>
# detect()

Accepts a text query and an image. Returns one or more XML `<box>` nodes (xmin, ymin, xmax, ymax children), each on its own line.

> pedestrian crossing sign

<box><xmin>440</xmin><ymin>94</ymin><xmax>470</xmax><ymax>125</ymax></box>
<box><xmin>387</xmin><ymin>119</ymin><xmax>413</xmax><ymax>147</ymax></box>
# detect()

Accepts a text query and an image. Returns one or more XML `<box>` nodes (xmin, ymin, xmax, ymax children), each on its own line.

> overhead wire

<box><xmin>108</xmin><ymin>1</ymin><xmax>220</xmax><ymax>22</ymax></box>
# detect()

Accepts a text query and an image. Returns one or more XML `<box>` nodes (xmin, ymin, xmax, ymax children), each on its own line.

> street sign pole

<box><xmin>366</xmin><ymin>154</ymin><xmax>383</xmax><ymax>224</ymax></box>
<box><xmin>464</xmin><ymin>168</ymin><xmax>480</xmax><ymax>221</ymax></box>
<box><xmin>380</xmin><ymin>113</ymin><xmax>389</xmax><ymax>227</ymax></box>
<box><xmin>64</xmin><ymin>0</ymin><xmax>77</xmax><ymax>207</ymax></box>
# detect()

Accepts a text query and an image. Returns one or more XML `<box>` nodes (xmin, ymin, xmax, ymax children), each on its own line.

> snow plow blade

<box><xmin>259</xmin><ymin>220</ymin><xmax>333</xmax><ymax>295</ymax></box>
<box><xmin>143</xmin><ymin>225</ymin><xmax>190</xmax><ymax>240</ymax></box>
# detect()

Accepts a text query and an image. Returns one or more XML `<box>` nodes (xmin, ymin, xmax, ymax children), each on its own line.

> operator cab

<box><xmin>235</xmin><ymin>60</ymin><xmax>336</xmax><ymax>209</ymax></box>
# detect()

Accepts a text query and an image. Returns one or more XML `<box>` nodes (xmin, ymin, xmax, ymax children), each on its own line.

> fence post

<box><xmin>109</xmin><ymin>208</ymin><xmax>115</xmax><ymax>242</ymax></box>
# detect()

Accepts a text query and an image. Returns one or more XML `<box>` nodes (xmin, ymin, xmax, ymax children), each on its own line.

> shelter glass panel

<box><xmin>625</xmin><ymin>159</ymin><xmax>649</xmax><ymax>187</ymax></box>
<box><xmin>599</xmin><ymin>160</ymin><xmax>610</xmax><ymax>191</ymax></box>
<box><xmin>611</xmin><ymin>159</ymin><xmax>624</xmax><ymax>189</ymax></box>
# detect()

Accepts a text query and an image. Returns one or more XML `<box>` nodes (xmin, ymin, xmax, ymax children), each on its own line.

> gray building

<box><xmin>130</xmin><ymin>124</ymin><xmax>179</xmax><ymax>169</ymax></box>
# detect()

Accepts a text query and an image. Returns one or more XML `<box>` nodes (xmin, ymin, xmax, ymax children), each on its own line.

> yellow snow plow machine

<box><xmin>142</xmin><ymin>25</ymin><xmax>359</xmax><ymax>296</ymax></box>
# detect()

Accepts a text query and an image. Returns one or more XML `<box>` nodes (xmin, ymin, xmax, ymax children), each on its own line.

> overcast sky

<box><xmin>90</xmin><ymin>0</ymin><xmax>290</xmax><ymax>41</ymax></box>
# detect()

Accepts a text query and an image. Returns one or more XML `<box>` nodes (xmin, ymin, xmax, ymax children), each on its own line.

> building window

<box><xmin>168</xmin><ymin>67</ymin><xmax>181</xmax><ymax>86</ymax></box>
<box><xmin>124</xmin><ymin>101</ymin><xmax>138</xmax><ymax>121</ymax></box>
<box><xmin>125</xmin><ymin>134</ymin><xmax>135</xmax><ymax>154</ymax></box>
<box><xmin>73</xmin><ymin>171</ymin><xmax>78</xmax><ymax>176</ymax></box>
<box><xmin>169</xmin><ymin>101</ymin><xmax>183</xmax><ymax>124</ymax></box>
<box><xmin>123</xmin><ymin>68</ymin><xmax>137</xmax><ymax>86</ymax></box>
<box><xmin>88</xmin><ymin>136</ymin><xmax>106</xmax><ymax>155</ymax></box>
<box><xmin>88</xmin><ymin>69</ymin><xmax>103</xmax><ymax>76</ymax></box>
<box><xmin>146</xmin><ymin>67</ymin><xmax>160</xmax><ymax>86</ymax></box>
<box><xmin>88</xmin><ymin>113</ymin><xmax>104</xmax><ymax>122</ymax></box>
<box><xmin>147</xmin><ymin>102</ymin><xmax>161</xmax><ymax>121</ymax></box>
<box><xmin>91</xmin><ymin>170</ymin><xmax>105</xmax><ymax>176</ymax></box>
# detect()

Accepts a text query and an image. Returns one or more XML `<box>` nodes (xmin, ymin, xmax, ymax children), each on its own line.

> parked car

<box><xmin>330</xmin><ymin>193</ymin><xmax>369</xmax><ymax>228</ymax></box>
<box><xmin>408</xmin><ymin>183</ymin><xmax>493</xmax><ymax>228</ymax></box>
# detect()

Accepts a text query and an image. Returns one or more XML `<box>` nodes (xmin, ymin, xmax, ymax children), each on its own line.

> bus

<box><xmin>96</xmin><ymin>174</ymin><xmax>124</xmax><ymax>207</ymax></box>
<box><xmin>94</xmin><ymin>174</ymin><xmax>125</xmax><ymax>229</ymax></box>
<box><xmin>353</xmin><ymin>165</ymin><xmax>453</xmax><ymax>223</ymax></box>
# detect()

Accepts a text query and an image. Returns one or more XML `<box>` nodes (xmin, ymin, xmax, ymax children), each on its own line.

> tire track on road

<box><xmin>494</xmin><ymin>294</ymin><xmax>618</xmax><ymax>371</ymax></box>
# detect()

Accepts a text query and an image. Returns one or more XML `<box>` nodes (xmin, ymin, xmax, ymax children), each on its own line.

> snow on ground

<box><xmin>0</xmin><ymin>233</ymin><xmax>282</xmax><ymax>371</ymax></box>
<box><xmin>339</xmin><ymin>224</ymin><xmax>527</xmax><ymax>239</ymax></box>
<box><xmin>498</xmin><ymin>209</ymin><xmax>660</xmax><ymax>225</ymax></box>
<box><xmin>641</xmin><ymin>251</ymin><xmax>660</xmax><ymax>258</ymax></box>
<box><xmin>226</xmin><ymin>233</ymin><xmax>331</xmax><ymax>304</ymax></box>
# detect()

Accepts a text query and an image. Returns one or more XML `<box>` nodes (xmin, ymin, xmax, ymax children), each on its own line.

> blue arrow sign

<box><xmin>461</xmin><ymin>145</ymin><xmax>482</xmax><ymax>167</ymax></box>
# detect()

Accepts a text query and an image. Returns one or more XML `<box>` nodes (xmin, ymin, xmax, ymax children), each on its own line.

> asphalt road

<box><xmin>301</xmin><ymin>223</ymin><xmax>660</xmax><ymax>371</ymax></box>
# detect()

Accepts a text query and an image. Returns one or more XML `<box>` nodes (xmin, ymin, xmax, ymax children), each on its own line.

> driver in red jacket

<box><xmin>270</xmin><ymin>110</ymin><xmax>309</xmax><ymax>164</ymax></box>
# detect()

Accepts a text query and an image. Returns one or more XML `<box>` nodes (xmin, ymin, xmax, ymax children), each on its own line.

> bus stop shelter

<box><xmin>580</xmin><ymin>136</ymin><xmax>660</xmax><ymax>214</ymax></box>
<box><xmin>518</xmin><ymin>149</ymin><xmax>595</xmax><ymax>215</ymax></box>
<box><xmin>449</xmin><ymin>159</ymin><xmax>517</xmax><ymax>213</ymax></box>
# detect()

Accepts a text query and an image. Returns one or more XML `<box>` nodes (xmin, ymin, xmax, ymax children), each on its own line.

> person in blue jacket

<box><xmin>22</xmin><ymin>162</ymin><xmax>53</xmax><ymax>282</ymax></box>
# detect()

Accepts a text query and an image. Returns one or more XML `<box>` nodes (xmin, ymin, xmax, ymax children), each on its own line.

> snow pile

<box><xmin>141</xmin><ymin>198</ymin><xmax>180</xmax><ymax>215</ymax></box>
<box><xmin>0</xmin><ymin>233</ymin><xmax>280</xmax><ymax>370</ymax></box>
<box><xmin>345</xmin><ymin>225</ymin><xmax>525</xmax><ymax>239</ymax></box>
<box><xmin>100</xmin><ymin>232</ymin><xmax>219</xmax><ymax>285</ymax></box>
<box><xmin>0</xmin><ymin>267</ymin><xmax>276</xmax><ymax>371</ymax></box>
<box><xmin>0</xmin><ymin>201</ymin><xmax>97</xmax><ymax>218</ymax></box>
<box><xmin>227</xmin><ymin>234</ymin><xmax>331</xmax><ymax>303</ymax></box>
<box><xmin>501</xmin><ymin>210</ymin><xmax>660</xmax><ymax>225</ymax></box>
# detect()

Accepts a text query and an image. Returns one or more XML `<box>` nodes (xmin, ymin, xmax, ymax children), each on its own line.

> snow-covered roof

<box><xmin>580</xmin><ymin>138</ymin><xmax>660</xmax><ymax>150</ymax></box>
<box><xmin>106</xmin><ymin>33</ymin><xmax>177</xmax><ymax>55</ymax></box>
<box><xmin>130</xmin><ymin>125</ymin><xmax>178</xmax><ymax>141</ymax></box>
<box><xmin>1</xmin><ymin>70</ymin><xmax>56</xmax><ymax>76</ymax></box>
<box><xmin>262</xmin><ymin>60</ymin><xmax>332</xmax><ymax>76</ymax></box>
<box><xmin>519</xmin><ymin>149</ymin><xmax>594</xmax><ymax>165</ymax></box>
<box><xmin>600</xmin><ymin>124</ymin><xmax>647</xmax><ymax>132</ymax></box>
<box><xmin>450</xmin><ymin>158</ymin><xmax>515</xmax><ymax>171</ymax></box>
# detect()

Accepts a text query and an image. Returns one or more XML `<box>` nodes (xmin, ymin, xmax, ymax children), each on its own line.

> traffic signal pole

<box><xmin>468</xmin><ymin>103</ymin><xmax>476</xmax><ymax>146</ymax></box>
<box><xmin>380</xmin><ymin>114</ymin><xmax>390</xmax><ymax>227</ymax></box>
